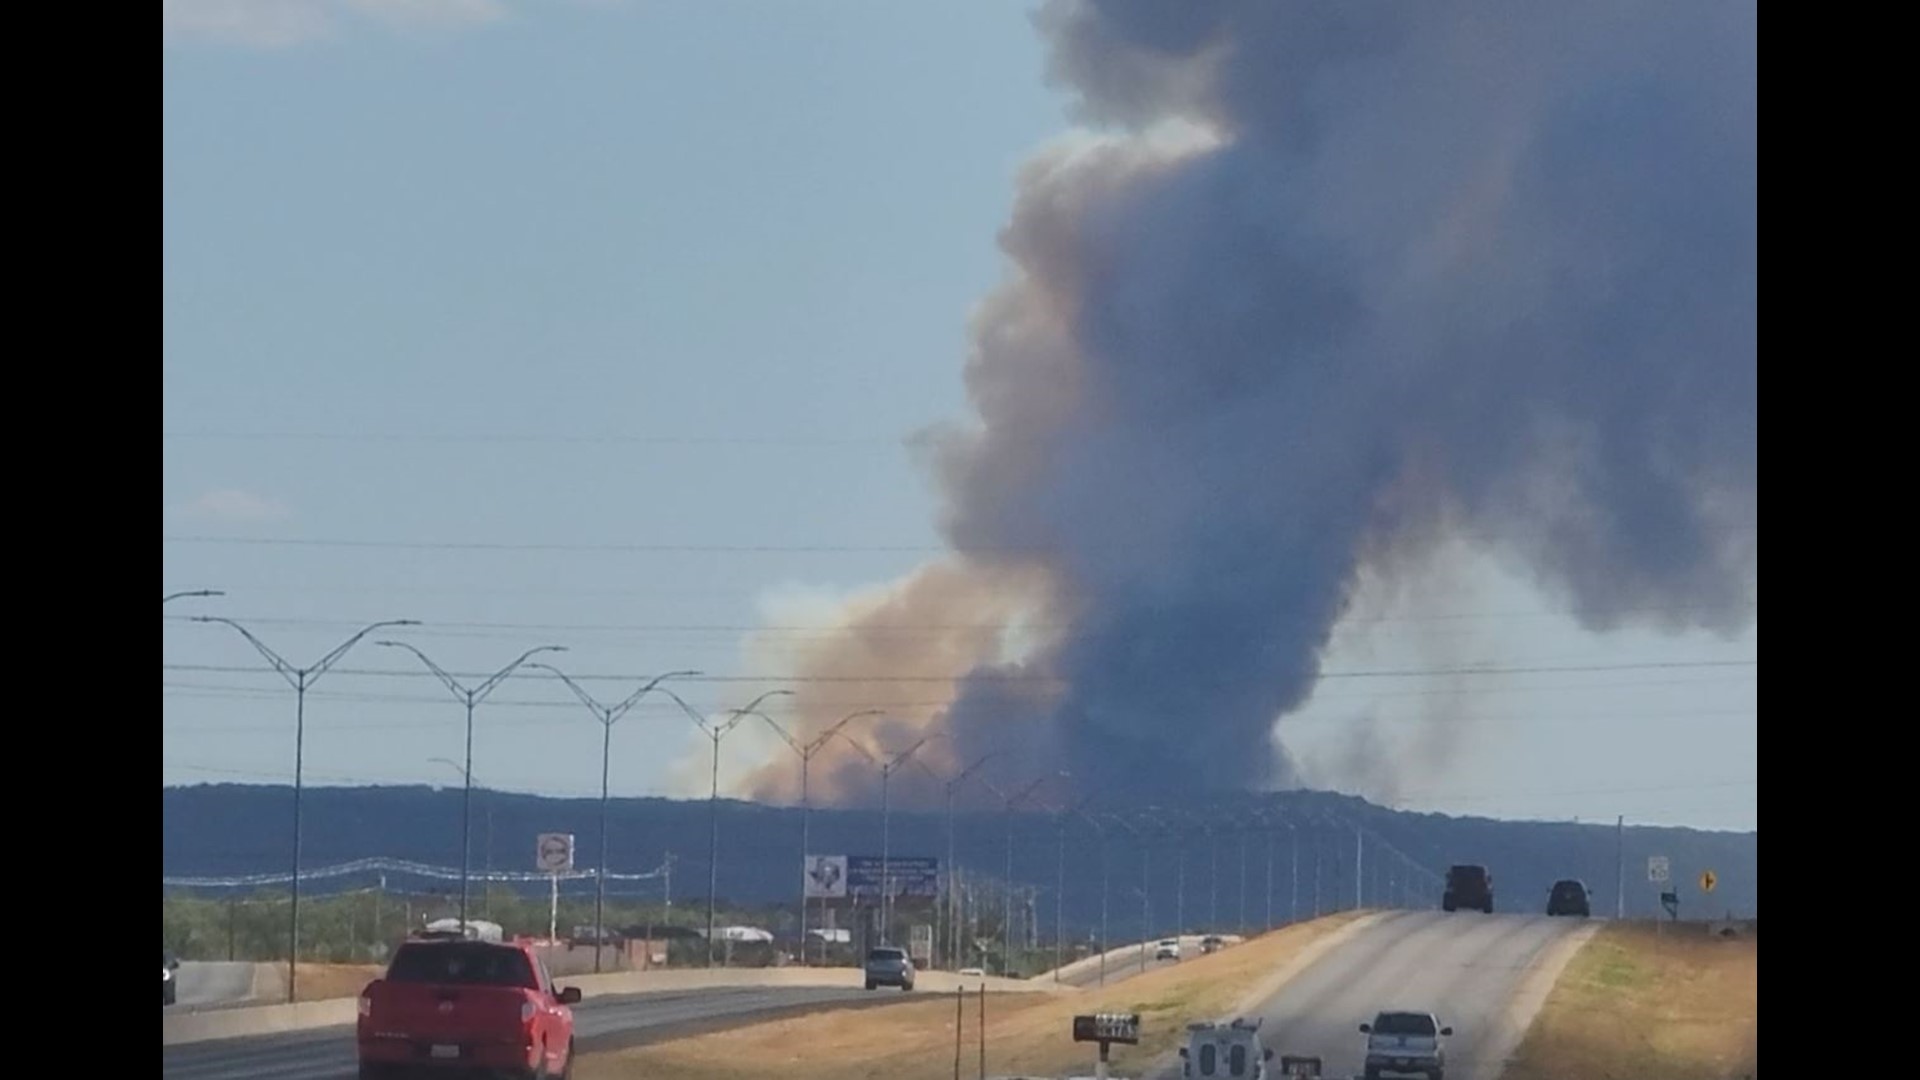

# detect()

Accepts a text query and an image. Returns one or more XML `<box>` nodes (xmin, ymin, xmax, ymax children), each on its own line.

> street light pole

<box><xmin>193</xmin><ymin>615</ymin><xmax>418</xmax><ymax>1003</ymax></box>
<box><xmin>830</xmin><ymin>734</ymin><xmax>928</xmax><ymax>943</ymax></box>
<box><xmin>532</xmin><ymin>665</ymin><xmax>698</xmax><ymax>973</ymax></box>
<box><xmin>660</xmin><ymin>688</ymin><xmax>794</xmax><ymax>968</ymax></box>
<box><xmin>1110</xmin><ymin>814</ymin><xmax>1153</xmax><ymax>974</ymax></box>
<box><xmin>1047</xmin><ymin>794</ymin><xmax>1096</xmax><ymax>981</ymax></box>
<box><xmin>1068</xmin><ymin>805</ymin><xmax>1108</xmax><ymax>985</ymax></box>
<box><xmin>379</xmin><ymin>641</ymin><xmax>566</xmax><ymax>932</ymax></box>
<box><xmin>914</xmin><ymin>751</ymin><xmax>1002</xmax><ymax>970</ymax></box>
<box><xmin>980</xmin><ymin>773</ymin><xmax>1064</xmax><ymax>976</ymax></box>
<box><xmin>756</xmin><ymin>709</ymin><xmax>882</xmax><ymax>965</ymax></box>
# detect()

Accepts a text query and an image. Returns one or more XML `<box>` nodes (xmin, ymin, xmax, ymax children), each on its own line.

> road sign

<box><xmin>1660</xmin><ymin>890</ymin><xmax>1679</xmax><ymax>918</ymax></box>
<box><xmin>535</xmin><ymin>833</ymin><xmax>574</xmax><ymax>874</ymax></box>
<box><xmin>1699</xmin><ymin>869</ymin><xmax>1717</xmax><ymax>893</ymax></box>
<box><xmin>1073</xmin><ymin>1012</ymin><xmax>1141</xmax><ymax>1045</ymax></box>
<box><xmin>804</xmin><ymin>855</ymin><xmax>847</xmax><ymax>899</ymax></box>
<box><xmin>1647</xmin><ymin>855</ymin><xmax>1670</xmax><ymax>883</ymax></box>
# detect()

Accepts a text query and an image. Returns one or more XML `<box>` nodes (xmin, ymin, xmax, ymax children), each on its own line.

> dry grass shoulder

<box><xmin>293</xmin><ymin>962</ymin><xmax>385</xmax><ymax>1002</ymax></box>
<box><xmin>1503</xmin><ymin>921</ymin><xmax>1756</xmax><ymax>1080</ymax></box>
<box><xmin>579</xmin><ymin>912</ymin><xmax>1366</xmax><ymax>1080</ymax></box>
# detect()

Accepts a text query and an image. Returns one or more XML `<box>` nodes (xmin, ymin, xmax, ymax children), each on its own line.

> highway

<box><xmin>161</xmin><ymin>985</ymin><xmax>902</xmax><ymax>1080</ymax></box>
<box><xmin>172</xmin><ymin>963</ymin><xmax>259</xmax><ymax>1008</ymax></box>
<box><xmin>1147</xmin><ymin>910</ymin><xmax>1594</xmax><ymax>1080</ymax></box>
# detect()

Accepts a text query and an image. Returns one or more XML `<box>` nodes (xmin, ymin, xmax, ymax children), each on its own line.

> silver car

<box><xmin>863</xmin><ymin>945</ymin><xmax>915</xmax><ymax>991</ymax></box>
<box><xmin>1360</xmin><ymin>1010</ymin><xmax>1452</xmax><ymax>1080</ymax></box>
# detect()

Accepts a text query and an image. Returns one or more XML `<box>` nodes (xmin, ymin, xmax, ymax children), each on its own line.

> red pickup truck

<box><xmin>357</xmin><ymin>937</ymin><xmax>581</xmax><ymax>1079</ymax></box>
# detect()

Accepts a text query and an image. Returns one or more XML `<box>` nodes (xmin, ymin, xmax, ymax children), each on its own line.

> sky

<box><xmin>162</xmin><ymin>0</ymin><xmax>1757</xmax><ymax>833</ymax></box>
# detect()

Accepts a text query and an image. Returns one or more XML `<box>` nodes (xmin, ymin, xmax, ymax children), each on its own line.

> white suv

<box><xmin>1360</xmin><ymin>1011</ymin><xmax>1452</xmax><ymax>1080</ymax></box>
<box><xmin>1180</xmin><ymin>1017</ymin><xmax>1274</xmax><ymax>1078</ymax></box>
<box><xmin>1155</xmin><ymin>937</ymin><xmax>1182</xmax><ymax>960</ymax></box>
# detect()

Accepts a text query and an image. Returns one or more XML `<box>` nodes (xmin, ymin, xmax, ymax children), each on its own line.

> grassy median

<box><xmin>577</xmin><ymin>912</ymin><xmax>1364</xmax><ymax>1080</ymax></box>
<box><xmin>1502</xmin><ymin>920</ymin><xmax>1756</xmax><ymax>1080</ymax></box>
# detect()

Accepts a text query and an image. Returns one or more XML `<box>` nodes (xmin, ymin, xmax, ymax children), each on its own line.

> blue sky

<box><xmin>162</xmin><ymin>1</ymin><xmax>1756</xmax><ymax>832</ymax></box>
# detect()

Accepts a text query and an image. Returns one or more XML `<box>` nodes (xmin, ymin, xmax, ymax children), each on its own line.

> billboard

<box><xmin>804</xmin><ymin>855</ymin><xmax>848</xmax><ymax>899</ymax></box>
<box><xmin>804</xmin><ymin>855</ymin><xmax>939</xmax><ymax>899</ymax></box>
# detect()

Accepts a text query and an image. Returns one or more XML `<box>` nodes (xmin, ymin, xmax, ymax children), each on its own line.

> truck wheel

<box><xmin>1363</xmin><ymin>1068</ymin><xmax>1381</xmax><ymax>1080</ymax></box>
<box><xmin>1441</xmin><ymin>901</ymin><xmax>1455</xmax><ymax>912</ymax></box>
<box><xmin>901</xmin><ymin>981</ymin><xmax>913</xmax><ymax>992</ymax></box>
<box><xmin>558</xmin><ymin>1038</ymin><xmax>575</xmax><ymax>1080</ymax></box>
<box><xmin>864</xmin><ymin>980</ymin><xmax>876</xmax><ymax>991</ymax></box>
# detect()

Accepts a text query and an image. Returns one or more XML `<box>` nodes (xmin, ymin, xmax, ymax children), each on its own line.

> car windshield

<box><xmin>1374</xmin><ymin>1013</ymin><xmax>1438</xmax><ymax>1036</ymax></box>
<box><xmin>387</xmin><ymin>943</ymin><xmax>536</xmax><ymax>988</ymax></box>
<box><xmin>867</xmin><ymin>949</ymin><xmax>905</xmax><ymax>962</ymax></box>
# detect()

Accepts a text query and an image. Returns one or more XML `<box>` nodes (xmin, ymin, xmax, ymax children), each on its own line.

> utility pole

<box><xmin>1615</xmin><ymin>815</ymin><xmax>1626</xmax><ymax>919</ymax></box>
<box><xmin>1355</xmin><ymin>825</ymin><xmax>1364</xmax><ymax>910</ymax></box>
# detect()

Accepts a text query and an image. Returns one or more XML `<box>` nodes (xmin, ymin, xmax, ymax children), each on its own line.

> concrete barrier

<box><xmin>162</xmin><ymin>965</ymin><xmax>1067</xmax><ymax>1047</ymax></box>
<box><xmin>163</xmin><ymin>998</ymin><xmax>358</xmax><ymax>1046</ymax></box>
<box><xmin>1031</xmin><ymin>933</ymin><xmax>1244</xmax><ymax>984</ymax></box>
<box><xmin>557</xmin><ymin>964</ymin><xmax>1066</xmax><ymax>998</ymax></box>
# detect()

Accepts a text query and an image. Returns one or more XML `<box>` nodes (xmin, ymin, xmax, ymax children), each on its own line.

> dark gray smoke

<box><xmin>741</xmin><ymin>0</ymin><xmax>1755</xmax><ymax>809</ymax></box>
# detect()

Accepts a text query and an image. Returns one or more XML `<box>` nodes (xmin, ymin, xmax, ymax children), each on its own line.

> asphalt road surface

<box><xmin>172</xmin><ymin>963</ymin><xmax>259</xmax><ymax>1008</ymax></box>
<box><xmin>1149</xmin><ymin>910</ymin><xmax>1592</xmax><ymax>1080</ymax></box>
<box><xmin>162</xmin><ymin>985</ymin><xmax>903</xmax><ymax>1080</ymax></box>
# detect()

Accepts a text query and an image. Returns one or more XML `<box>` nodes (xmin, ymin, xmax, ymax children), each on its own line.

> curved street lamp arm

<box><xmin>528</xmin><ymin>662</ymin><xmax>606</xmax><ymax>716</ymax></box>
<box><xmin>472</xmin><ymin>645</ymin><xmax>567</xmax><ymax>704</ymax></box>
<box><xmin>164</xmin><ymin>589</ymin><xmax>224</xmax><ymax>604</ymax></box>
<box><xmin>804</xmin><ymin>709</ymin><xmax>883</xmax><ymax>756</ymax></box>
<box><xmin>194</xmin><ymin>616</ymin><xmax>299</xmax><ymax>687</ymax></box>
<box><xmin>828</xmin><ymin>727</ymin><xmax>878</xmax><ymax>765</ymax></box>
<box><xmin>607</xmin><ymin>669</ymin><xmax>701</xmax><ymax>724</ymax></box>
<box><xmin>377</xmin><ymin>640</ymin><xmax>472</xmax><ymax>701</ymax></box>
<box><xmin>754</xmin><ymin>711</ymin><xmax>803</xmax><ymax>755</ymax></box>
<box><xmin>953</xmin><ymin>750</ymin><xmax>1004</xmax><ymax>788</ymax></box>
<box><xmin>655</xmin><ymin>687</ymin><xmax>717</xmax><ymax>736</ymax></box>
<box><xmin>314</xmin><ymin>620</ymin><xmax>420</xmax><ymax>680</ymax></box>
<box><xmin>883</xmin><ymin>737</ymin><xmax>929</xmax><ymax>774</ymax></box>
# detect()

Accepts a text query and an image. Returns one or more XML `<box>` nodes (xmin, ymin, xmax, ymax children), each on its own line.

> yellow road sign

<box><xmin>1699</xmin><ymin>869</ymin><xmax>1717</xmax><ymax>893</ymax></box>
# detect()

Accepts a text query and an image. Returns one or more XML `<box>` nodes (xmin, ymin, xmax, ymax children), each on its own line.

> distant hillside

<box><xmin>161</xmin><ymin>784</ymin><xmax>1756</xmax><ymax>931</ymax></box>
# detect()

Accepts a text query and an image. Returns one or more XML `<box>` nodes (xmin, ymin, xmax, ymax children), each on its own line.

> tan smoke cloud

<box><xmin>735</xmin><ymin>558</ymin><xmax>1058</xmax><ymax>809</ymax></box>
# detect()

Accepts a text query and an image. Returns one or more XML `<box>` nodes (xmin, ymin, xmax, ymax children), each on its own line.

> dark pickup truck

<box><xmin>1442</xmin><ymin>864</ymin><xmax>1493</xmax><ymax>913</ymax></box>
<box><xmin>357</xmin><ymin>937</ymin><xmax>581</xmax><ymax>1080</ymax></box>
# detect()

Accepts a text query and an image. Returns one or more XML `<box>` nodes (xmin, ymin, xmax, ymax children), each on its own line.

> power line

<box><xmin>161</xmin><ymin>658</ymin><xmax>1755</xmax><ymax>684</ymax></box>
<box><xmin>163</xmin><ymin>429</ymin><xmax>900</xmax><ymax>446</ymax></box>
<box><xmin>160</xmin><ymin>603</ymin><xmax>1757</xmax><ymax>636</ymax></box>
<box><xmin>165</xmin><ymin>535</ymin><xmax>943</xmax><ymax>554</ymax></box>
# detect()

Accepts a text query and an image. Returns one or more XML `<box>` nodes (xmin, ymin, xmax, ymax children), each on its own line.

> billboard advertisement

<box><xmin>804</xmin><ymin>854</ymin><xmax>940</xmax><ymax>899</ymax></box>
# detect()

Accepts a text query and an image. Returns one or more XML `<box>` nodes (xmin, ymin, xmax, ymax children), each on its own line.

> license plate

<box><xmin>429</xmin><ymin>1045</ymin><xmax>460</xmax><ymax>1059</ymax></box>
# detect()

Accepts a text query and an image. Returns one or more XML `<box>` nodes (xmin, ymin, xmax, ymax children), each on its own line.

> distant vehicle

<box><xmin>1546</xmin><ymin>879</ymin><xmax>1591</xmax><ymax>917</ymax></box>
<box><xmin>1156</xmin><ymin>938</ymin><xmax>1181</xmax><ymax>960</ymax></box>
<box><xmin>1359</xmin><ymin>1010</ymin><xmax>1452</xmax><ymax>1080</ymax></box>
<box><xmin>163</xmin><ymin>949</ymin><xmax>179</xmax><ymax>1007</ymax></box>
<box><xmin>1201</xmin><ymin>934</ymin><xmax>1225</xmax><ymax>954</ymax></box>
<box><xmin>1441</xmin><ymin>865</ymin><xmax>1493</xmax><ymax>913</ymax></box>
<box><xmin>1277</xmin><ymin>1055</ymin><xmax>1324</xmax><ymax>1077</ymax></box>
<box><xmin>356</xmin><ymin>937</ymin><xmax>580</xmax><ymax>1080</ymax></box>
<box><xmin>863</xmin><ymin>946</ymin><xmax>915</xmax><ymax>991</ymax></box>
<box><xmin>956</xmin><ymin>966</ymin><xmax>985</xmax><ymax>977</ymax></box>
<box><xmin>417</xmin><ymin>917</ymin><xmax>505</xmax><ymax>943</ymax></box>
<box><xmin>567</xmin><ymin>925</ymin><xmax>622</xmax><ymax>948</ymax></box>
<box><xmin>1180</xmin><ymin>1017</ymin><xmax>1275</xmax><ymax>1078</ymax></box>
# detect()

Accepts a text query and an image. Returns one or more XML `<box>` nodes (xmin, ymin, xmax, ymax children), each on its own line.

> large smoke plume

<box><xmin>739</xmin><ymin>0</ymin><xmax>1756</xmax><ymax>809</ymax></box>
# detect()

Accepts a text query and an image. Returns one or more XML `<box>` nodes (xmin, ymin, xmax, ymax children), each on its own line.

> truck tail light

<box><xmin>520</xmin><ymin>1001</ymin><xmax>536</xmax><ymax>1024</ymax></box>
<box><xmin>358</xmin><ymin>994</ymin><xmax>373</xmax><ymax>1018</ymax></box>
